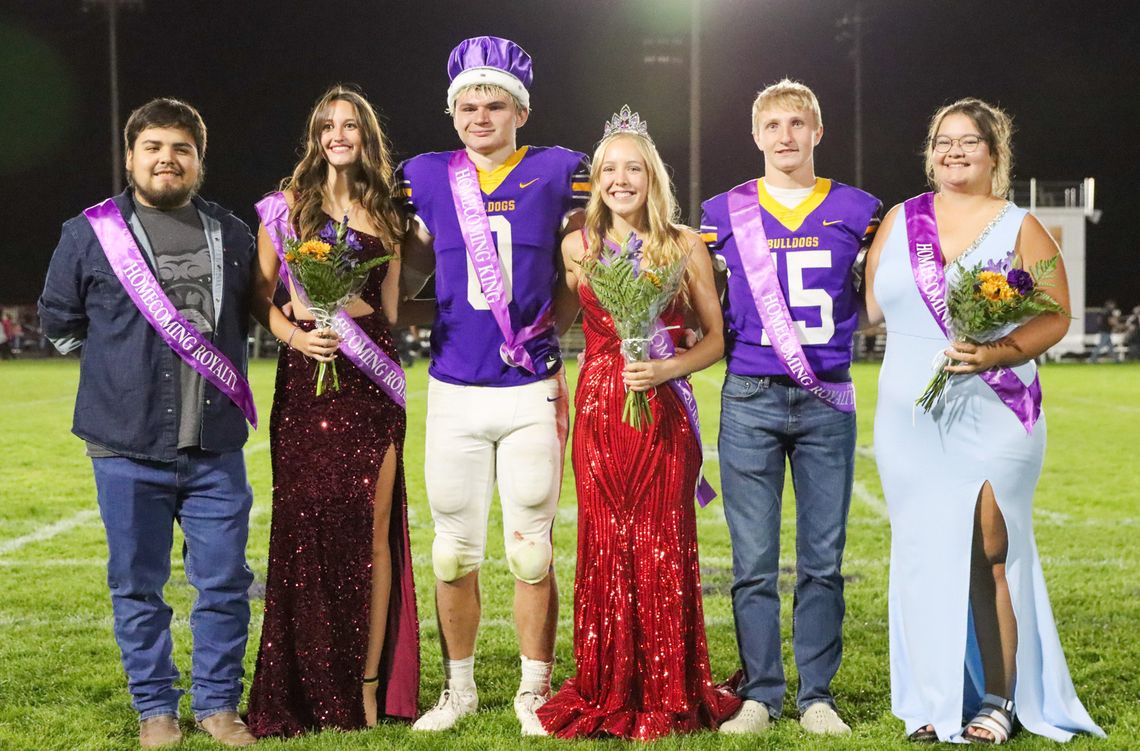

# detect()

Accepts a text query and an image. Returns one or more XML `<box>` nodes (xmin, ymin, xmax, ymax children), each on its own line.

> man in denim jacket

<box><xmin>38</xmin><ymin>98</ymin><xmax>257</xmax><ymax>749</ymax></box>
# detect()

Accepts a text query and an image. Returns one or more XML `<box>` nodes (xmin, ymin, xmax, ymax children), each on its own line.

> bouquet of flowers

<box><xmin>916</xmin><ymin>248</ymin><xmax>1067</xmax><ymax>411</ymax></box>
<box><xmin>283</xmin><ymin>217</ymin><xmax>392</xmax><ymax>395</ymax></box>
<box><xmin>578</xmin><ymin>231</ymin><xmax>686</xmax><ymax>430</ymax></box>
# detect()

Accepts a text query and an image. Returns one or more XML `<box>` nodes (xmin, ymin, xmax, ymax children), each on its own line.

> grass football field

<box><xmin>0</xmin><ymin>358</ymin><xmax>1136</xmax><ymax>750</ymax></box>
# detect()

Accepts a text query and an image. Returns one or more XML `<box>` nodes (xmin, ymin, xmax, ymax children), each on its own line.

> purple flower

<box><xmin>983</xmin><ymin>248</ymin><xmax>1017</xmax><ymax>274</ymax></box>
<box><xmin>1006</xmin><ymin>268</ymin><xmax>1034</xmax><ymax>295</ymax></box>
<box><xmin>343</xmin><ymin>227</ymin><xmax>362</xmax><ymax>251</ymax></box>
<box><xmin>625</xmin><ymin>231</ymin><xmax>643</xmax><ymax>258</ymax></box>
<box><xmin>318</xmin><ymin>220</ymin><xmax>338</xmax><ymax>244</ymax></box>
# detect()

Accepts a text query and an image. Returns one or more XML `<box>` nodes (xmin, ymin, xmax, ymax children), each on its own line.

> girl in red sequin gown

<box><xmin>246</xmin><ymin>87</ymin><xmax>418</xmax><ymax>737</ymax></box>
<box><xmin>537</xmin><ymin>125</ymin><xmax>739</xmax><ymax>740</ymax></box>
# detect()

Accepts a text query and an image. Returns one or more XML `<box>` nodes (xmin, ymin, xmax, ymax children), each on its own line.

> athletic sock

<box><xmin>518</xmin><ymin>655</ymin><xmax>553</xmax><ymax>696</ymax></box>
<box><xmin>443</xmin><ymin>655</ymin><xmax>476</xmax><ymax>692</ymax></box>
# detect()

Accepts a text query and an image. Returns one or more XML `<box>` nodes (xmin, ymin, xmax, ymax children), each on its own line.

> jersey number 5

<box><xmin>467</xmin><ymin>215</ymin><xmax>514</xmax><ymax>310</ymax></box>
<box><xmin>759</xmin><ymin>250</ymin><xmax>835</xmax><ymax>346</ymax></box>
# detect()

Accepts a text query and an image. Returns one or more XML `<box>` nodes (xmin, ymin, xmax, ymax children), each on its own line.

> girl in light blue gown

<box><xmin>865</xmin><ymin>98</ymin><xmax>1104</xmax><ymax>744</ymax></box>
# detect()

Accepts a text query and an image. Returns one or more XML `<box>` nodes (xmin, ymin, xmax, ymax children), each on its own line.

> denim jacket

<box><xmin>38</xmin><ymin>190</ymin><xmax>256</xmax><ymax>461</ymax></box>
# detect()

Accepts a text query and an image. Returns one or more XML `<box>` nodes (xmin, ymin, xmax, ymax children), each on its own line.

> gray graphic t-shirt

<box><xmin>140</xmin><ymin>203</ymin><xmax>213</xmax><ymax>449</ymax></box>
<box><xmin>87</xmin><ymin>203</ymin><xmax>214</xmax><ymax>456</ymax></box>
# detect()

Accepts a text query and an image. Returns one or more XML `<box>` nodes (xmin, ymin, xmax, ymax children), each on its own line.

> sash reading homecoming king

<box><xmin>447</xmin><ymin>150</ymin><xmax>554</xmax><ymax>373</ymax></box>
<box><xmin>903</xmin><ymin>192</ymin><xmax>1041</xmax><ymax>433</ymax></box>
<box><xmin>84</xmin><ymin>198</ymin><xmax>258</xmax><ymax>427</ymax></box>
<box><xmin>254</xmin><ymin>192</ymin><xmax>407</xmax><ymax>409</ymax></box>
<box><xmin>726</xmin><ymin>180</ymin><xmax>856</xmax><ymax>412</ymax></box>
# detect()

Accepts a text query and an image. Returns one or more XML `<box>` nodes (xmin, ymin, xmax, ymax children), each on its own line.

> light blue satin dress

<box><xmin>872</xmin><ymin>203</ymin><xmax>1104</xmax><ymax>742</ymax></box>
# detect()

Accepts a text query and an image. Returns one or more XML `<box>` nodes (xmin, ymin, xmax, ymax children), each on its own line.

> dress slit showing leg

<box><xmin>247</xmin><ymin>310</ymin><xmax>419</xmax><ymax>737</ymax></box>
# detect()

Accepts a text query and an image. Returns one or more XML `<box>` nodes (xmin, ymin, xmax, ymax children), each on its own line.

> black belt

<box><xmin>760</xmin><ymin>368</ymin><xmax>852</xmax><ymax>388</ymax></box>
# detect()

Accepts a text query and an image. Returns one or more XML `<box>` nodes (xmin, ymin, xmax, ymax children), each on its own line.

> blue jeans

<box><xmin>92</xmin><ymin>449</ymin><xmax>253</xmax><ymax>720</ymax></box>
<box><xmin>718</xmin><ymin>372</ymin><xmax>856</xmax><ymax>716</ymax></box>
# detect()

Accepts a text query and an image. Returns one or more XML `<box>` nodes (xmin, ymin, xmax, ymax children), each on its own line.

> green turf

<box><xmin>0</xmin><ymin>358</ymin><xmax>1136</xmax><ymax>750</ymax></box>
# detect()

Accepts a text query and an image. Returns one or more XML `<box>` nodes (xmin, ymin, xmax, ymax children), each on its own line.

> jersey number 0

<box><xmin>467</xmin><ymin>215</ymin><xmax>514</xmax><ymax>309</ymax></box>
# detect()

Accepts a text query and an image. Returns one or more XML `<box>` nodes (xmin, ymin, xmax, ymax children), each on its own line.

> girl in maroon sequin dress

<box><xmin>537</xmin><ymin>114</ymin><xmax>739</xmax><ymax>740</ymax></box>
<box><xmin>247</xmin><ymin>86</ymin><xmax>418</xmax><ymax>737</ymax></box>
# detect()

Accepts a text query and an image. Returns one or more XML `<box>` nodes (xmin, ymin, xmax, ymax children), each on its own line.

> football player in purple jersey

<box><xmin>700</xmin><ymin>79</ymin><xmax>881</xmax><ymax>736</ymax></box>
<box><xmin>397</xmin><ymin>36</ymin><xmax>588</xmax><ymax>735</ymax></box>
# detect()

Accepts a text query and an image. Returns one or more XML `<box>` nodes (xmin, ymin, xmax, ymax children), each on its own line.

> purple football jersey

<box><xmin>398</xmin><ymin>146</ymin><xmax>589</xmax><ymax>386</ymax></box>
<box><xmin>701</xmin><ymin>178</ymin><xmax>881</xmax><ymax>377</ymax></box>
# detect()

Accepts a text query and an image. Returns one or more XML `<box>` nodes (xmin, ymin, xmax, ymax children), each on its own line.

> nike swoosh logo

<box><xmin>519</xmin><ymin>178</ymin><xmax>541</xmax><ymax>189</ymax></box>
<box><xmin>822</xmin><ymin>219</ymin><xmax>844</xmax><ymax>226</ymax></box>
<box><xmin>546</xmin><ymin>395</ymin><xmax>563</xmax><ymax>402</ymax></box>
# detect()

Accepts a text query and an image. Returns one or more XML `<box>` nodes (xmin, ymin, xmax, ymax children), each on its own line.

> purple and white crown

<box><xmin>447</xmin><ymin>36</ymin><xmax>533</xmax><ymax>111</ymax></box>
<box><xmin>602</xmin><ymin>105</ymin><xmax>650</xmax><ymax>140</ymax></box>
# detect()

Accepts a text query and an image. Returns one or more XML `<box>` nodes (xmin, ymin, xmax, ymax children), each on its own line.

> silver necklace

<box><xmin>958</xmin><ymin>201</ymin><xmax>1013</xmax><ymax>262</ymax></box>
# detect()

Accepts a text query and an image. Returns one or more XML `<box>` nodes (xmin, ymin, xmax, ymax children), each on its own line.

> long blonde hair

<box><xmin>584</xmin><ymin>134</ymin><xmax>690</xmax><ymax>301</ymax></box>
<box><xmin>280</xmin><ymin>85</ymin><xmax>405</xmax><ymax>249</ymax></box>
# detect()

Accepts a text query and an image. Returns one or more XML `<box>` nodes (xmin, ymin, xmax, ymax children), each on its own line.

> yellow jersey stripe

<box><xmin>478</xmin><ymin>146</ymin><xmax>529</xmax><ymax>195</ymax></box>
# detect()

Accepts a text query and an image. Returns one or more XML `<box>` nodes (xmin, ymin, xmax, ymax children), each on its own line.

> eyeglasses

<box><xmin>932</xmin><ymin>135</ymin><xmax>985</xmax><ymax>153</ymax></box>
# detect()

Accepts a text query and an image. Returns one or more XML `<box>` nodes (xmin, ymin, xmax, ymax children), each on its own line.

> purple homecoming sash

<box><xmin>726</xmin><ymin>180</ymin><xmax>856</xmax><ymax>412</ymax></box>
<box><xmin>447</xmin><ymin>150</ymin><xmax>554</xmax><ymax>373</ymax></box>
<box><xmin>84</xmin><ymin>198</ymin><xmax>258</xmax><ymax>427</ymax></box>
<box><xmin>648</xmin><ymin>320</ymin><xmax>718</xmax><ymax>507</ymax></box>
<box><xmin>254</xmin><ymin>192</ymin><xmax>407</xmax><ymax>409</ymax></box>
<box><xmin>903</xmin><ymin>192</ymin><xmax>1041</xmax><ymax>433</ymax></box>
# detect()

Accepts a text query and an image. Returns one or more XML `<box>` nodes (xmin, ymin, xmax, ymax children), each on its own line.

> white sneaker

<box><xmin>411</xmin><ymin>687</ymin><xmax>478</xmax><ymax>732</ymax></box>
<box><xmin>514</xmin><ymin>690</ymin><xmax>550</xmax><ymax>736</ymax></box>
<box><xmin>719</xmin><ymin>699</ymin><xmax>771</xmax><ymax>734</ymax></box>
<box><xmin>799</xmin><ymin>701</ymin><xmax>851</xmax><ymax>735</ymax></box>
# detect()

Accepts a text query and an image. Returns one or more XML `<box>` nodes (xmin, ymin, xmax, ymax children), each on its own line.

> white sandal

<box><xmin>963</xmin><ymin>693</ymin><xmax>1015</xmax><ymax>744</ymax></box>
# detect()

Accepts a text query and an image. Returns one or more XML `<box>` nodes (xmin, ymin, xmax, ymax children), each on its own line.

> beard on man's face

<box><xmin>131</xmin><ymin>167</ymin><xmax>205</xmax><ymax>210</ymax></box>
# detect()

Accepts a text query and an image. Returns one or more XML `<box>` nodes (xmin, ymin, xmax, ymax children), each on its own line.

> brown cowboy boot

<box><xmin>196</xmin><ymin>711</ymin><xmax>257</xmax><ymax>747</ymax></box>
<box><xmin>139</xmin><ymin>715</ymin><xmax>182</xmax><ymax>748</ymax></box>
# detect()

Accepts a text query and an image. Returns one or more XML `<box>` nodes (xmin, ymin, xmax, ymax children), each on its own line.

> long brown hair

<box><xmin>281</xmin><ymin>85</ymin><xmax>405</xmax><ymax>249</ymax></box>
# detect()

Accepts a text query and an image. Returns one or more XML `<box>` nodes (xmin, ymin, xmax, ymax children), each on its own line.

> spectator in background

<box><xmin>1124</xmin><ymin>304</ymin><xmax>1140</xmax><ymax>361</ymax></box>
<box><xmin>0</xmin><ymin>313</ymin><xmax>11</xmax><ymax>359</ymax></box>
<box><xmin>1088</xmin><ymin>298</ymin><xmax>1122</xmax><ymax>363</ymax></box>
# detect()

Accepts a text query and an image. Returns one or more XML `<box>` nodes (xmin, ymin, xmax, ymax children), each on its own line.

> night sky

<box><xmin>3</xmin><ymin>0</ymin><xmax>1136</xmax><ymax>308</ymax></box>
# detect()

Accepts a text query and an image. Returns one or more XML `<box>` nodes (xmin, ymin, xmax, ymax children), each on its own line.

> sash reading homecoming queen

<box><xmin>447</xmin><ymin>150</ymin><xmax>554</xmax><ymax>373</ymax></box>
<box><xmin>254</xmin><ymin>192</ymin><xmax>407</xmax><ymax>409</ymax></box>
<box><xmin>904</xmin><ymin>192</ymin><xmax>1041</xmax><ymax>433</ymax></box>
<box><xmin>726</xmin><ymin>180</ymin><xmax>856</xmax><ymax>412</ymax></box>
<box><xmin>84</xmin><ymin>198</ymin><xmax>258</xmax><ymax>427</ymax></box>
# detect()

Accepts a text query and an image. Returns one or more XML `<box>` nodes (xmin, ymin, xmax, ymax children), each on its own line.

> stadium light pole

<box><xmin>836</xmin><ymin>3</ymin><xmax>866</xmax><ymax>187</ymax></box>
<box><xmin>640</xmin><ymin>3</ymin><xmax>702</xmax><ymax>227</ymax></box>
<box><xmin>83</xmin><ymin>0</ymin><xmax>143</xmax><ymax>195</ymax></box>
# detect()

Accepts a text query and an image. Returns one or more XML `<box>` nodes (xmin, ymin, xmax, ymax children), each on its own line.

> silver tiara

<box><xmin>602</xmin><ymin>105</ymin><xmax>650</xmax><ymax>139</ymax></box>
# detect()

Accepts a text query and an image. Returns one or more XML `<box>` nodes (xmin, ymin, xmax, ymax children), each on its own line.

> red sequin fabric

<box><xmin>247</xmin><ymin>231</ymin><xmax>419</xmax><ymax>737</ymax></box>
<box><xmin>537</xmin><ymin>285</ymin><xmax>740</xmax><ymax>740</ymax></box>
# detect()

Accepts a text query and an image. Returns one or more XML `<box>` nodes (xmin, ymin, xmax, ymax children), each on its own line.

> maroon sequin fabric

<box><xmin>247</xmin><ymin>233</ymin><xmax>419</xmax><ymax>737</ymax></box>
<box><xmin>537</xmin><ymin>286</ymin><xmax>740</xmax><ymax>740</ymax></box>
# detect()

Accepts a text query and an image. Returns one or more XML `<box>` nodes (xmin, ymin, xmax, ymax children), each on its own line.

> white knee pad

<box><xmin>505</xmin><ymin>533</ymin><xmax>552</xmax><ymax>584</ymax></box>
<box><xmin>431</xmin><ymin>535</ymin><xmax>482</xmax><ymax>583</ymax></box>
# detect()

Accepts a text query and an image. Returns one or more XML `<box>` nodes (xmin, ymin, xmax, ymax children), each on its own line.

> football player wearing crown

<box><xmin>700</xmin><ymin>79</ymin><xmax>881</xmax><ymax>736</ymax></box>
<box><xmin>397</xmin><ymin>36</ymin><xmax>589</xmax><ymax>734</ymax></box>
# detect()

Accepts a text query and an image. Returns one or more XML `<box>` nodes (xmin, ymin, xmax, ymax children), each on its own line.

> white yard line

<box><xmin>0</xmin><ymin>509</ymin><xmax>100</xmax><ymax>556</ymax></box>
<box><xmin>1056</xmin><ymin>396</ymin><xmax>1140</xmax><ymax>414</ymax></box>
<box><xmin>0</xmin><ymin>439</ymin><xmax>275</xmax><ymax>557</ymax></box>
